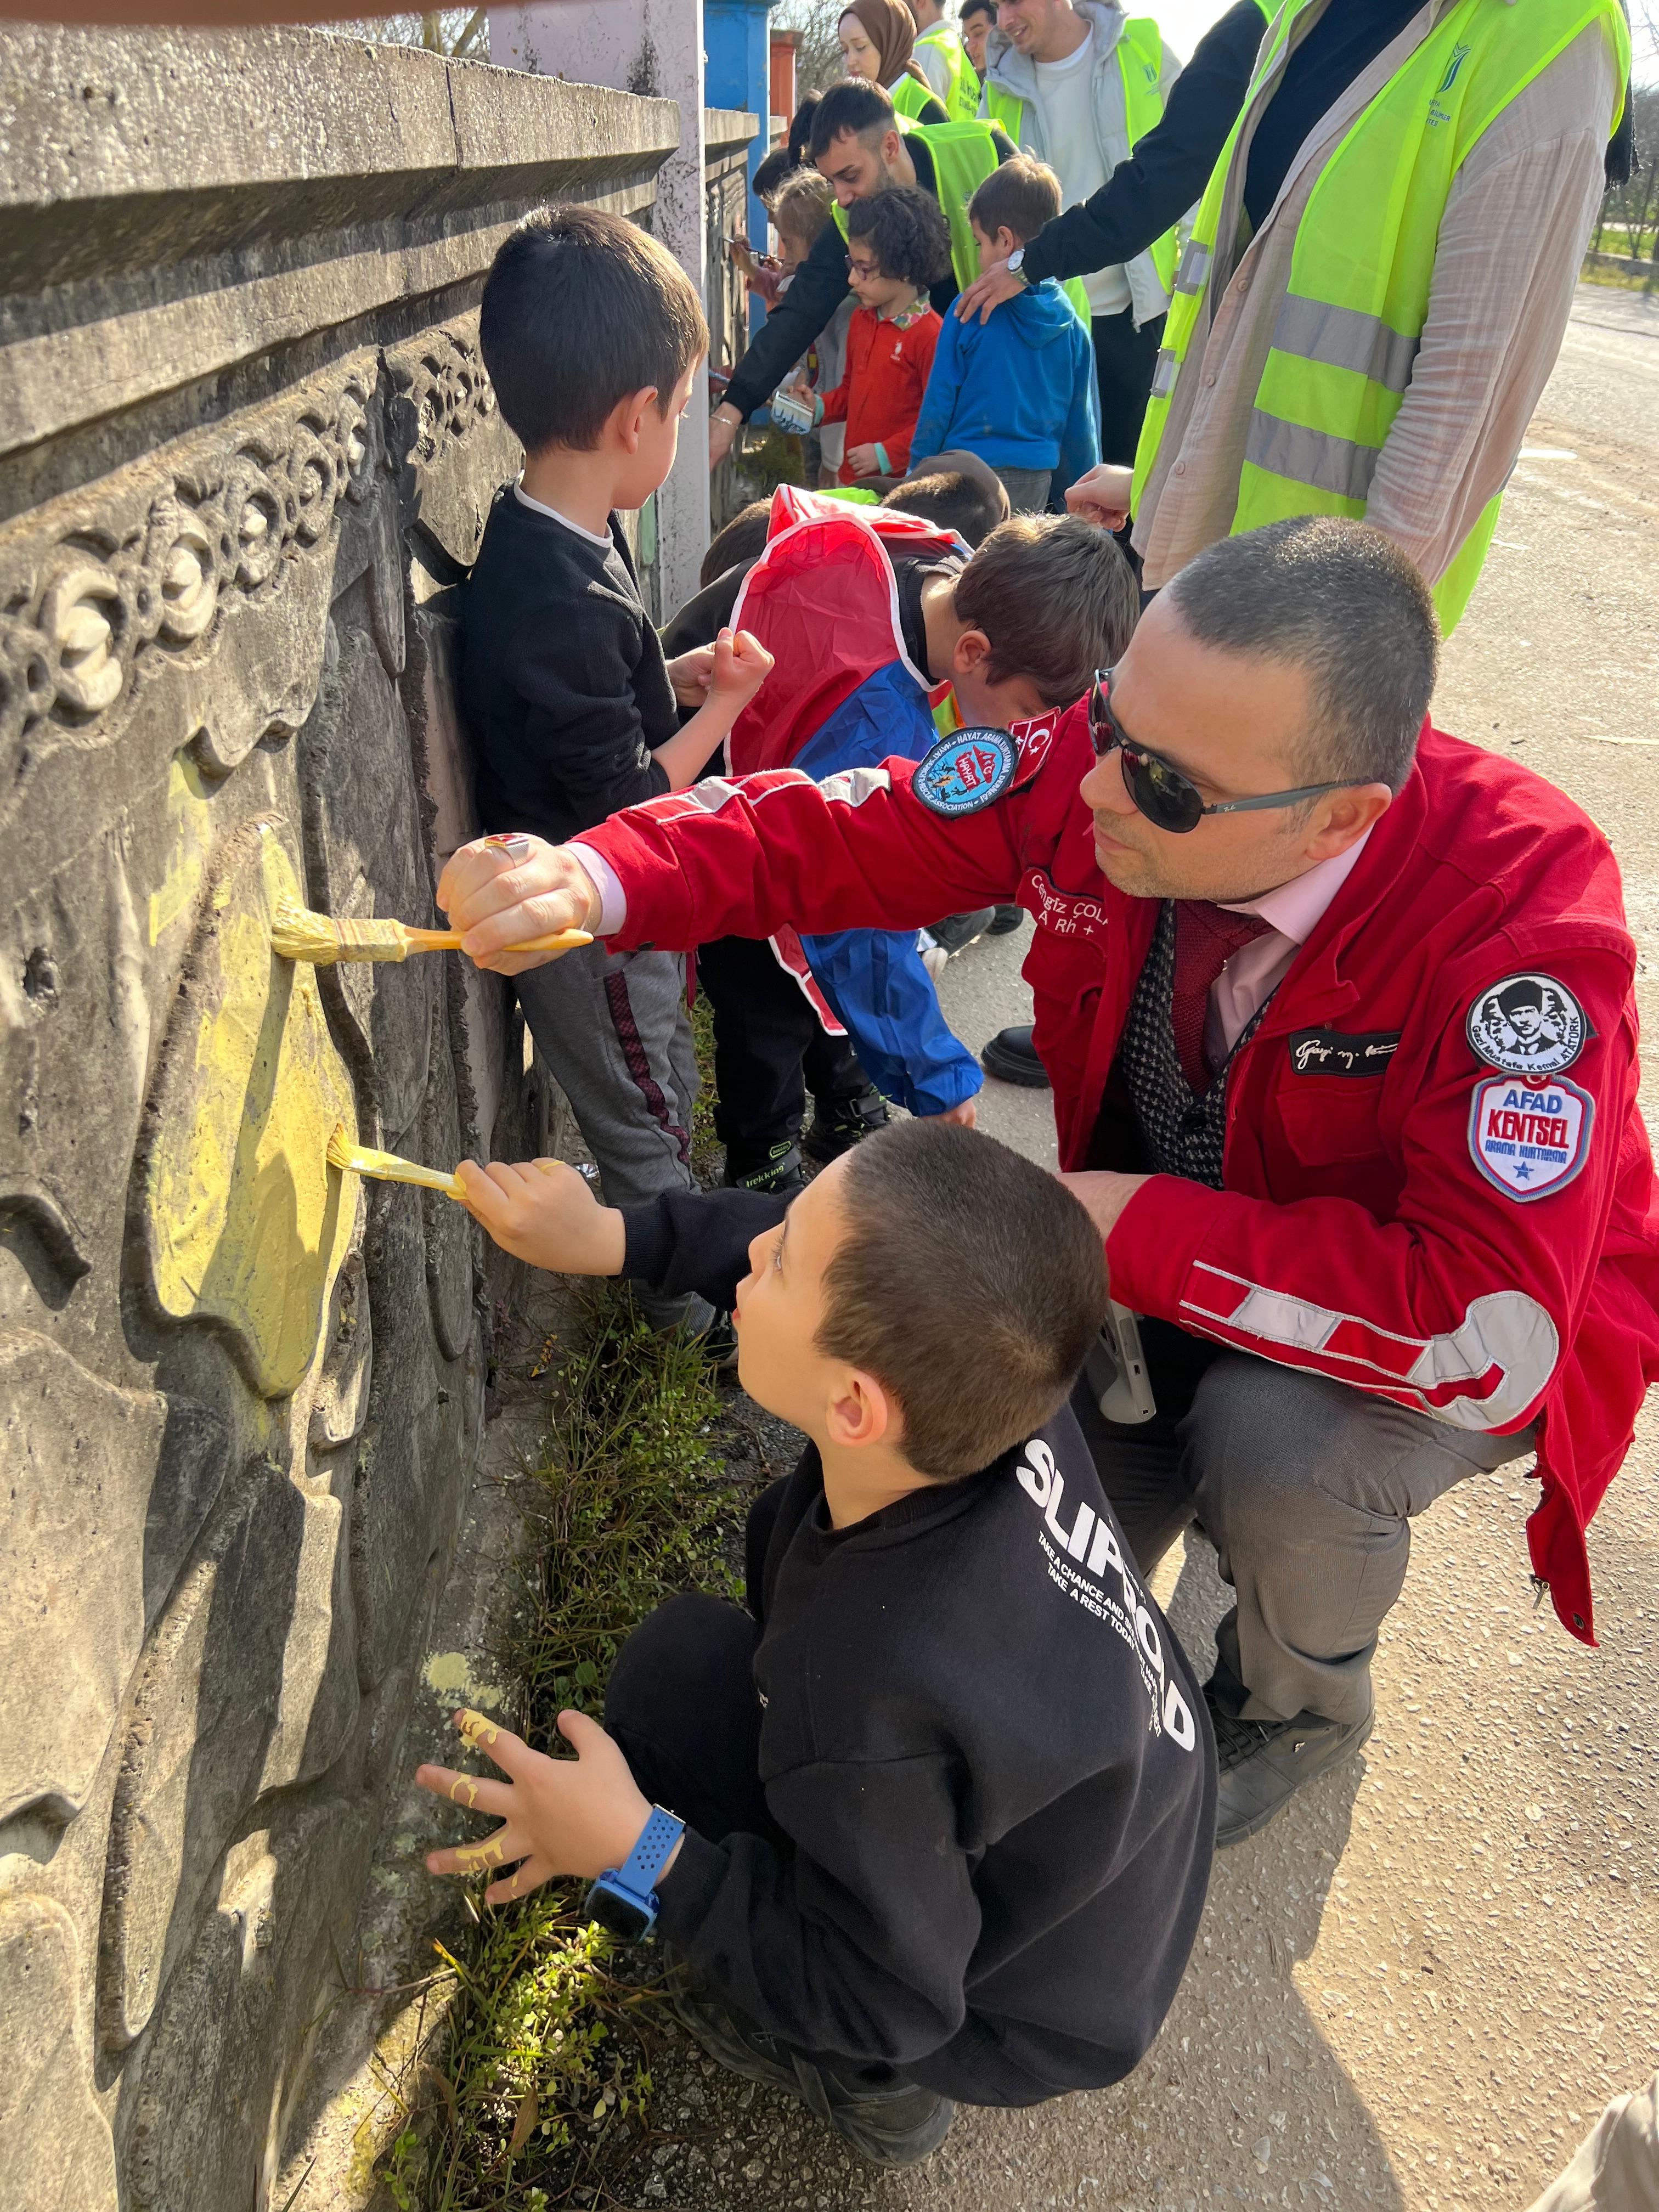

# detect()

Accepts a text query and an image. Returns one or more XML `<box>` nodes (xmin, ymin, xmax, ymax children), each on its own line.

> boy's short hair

<box><xmin>699</xmin><ymin>499</ymin><xmax>773</xmax><ymax>589</ymax></box>
<box><xmin>882</xmin><ymin>462</ymin><xmax>1008</xmax><ymax>546</ymax></box>
<box><xmin>818</xmin><ymin>1122</ymin><xmax>1109</xmax><ymax>1480</ymax></box>
<box><xmin>809</xmin><ymin>77</ymin><xmax>898</xmax><ymax>161</ymax></box>
<box><xmin>770</xmin><ymin>168</ymin><xmax>835</xmax><ymax>251</ymax></box>
<box><xmin>846</xmin><ymin>185</ymin><xmax>951</xmax><ymax>291</ymax></box>
<box><xmin>969</xmin><ymin>156</ymin><xmax>1062</xmax><ymax>247</ymax></box>
<box><xmin>753</xmin><ymin>145</ymin><xmax>798</xmax><ymax>202</ymax></box>
<box><xmin>960</xmin><ymin>0</ymin><xmax>996</xmax><ymax>22</ymax></box>
<box><xmin>481</xmin><ymin>205</ymin><xmax>708</xmax><ymax>455</ymax></box>
<box><xmin>955</xmin><ymin>514</ymin><xmax>1139</xmax><ymax>706</ymax></box>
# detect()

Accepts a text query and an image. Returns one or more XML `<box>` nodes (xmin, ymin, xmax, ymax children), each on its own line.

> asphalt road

<box><xmin>631</xmin><ymin>284</ymin><xmax>1658</xmax><ymax>2212</ymax></box>
<box><xmin>910</xmin><ymin>280</ymin><xmax>1659</xmax><ymax>2212</ymax></box>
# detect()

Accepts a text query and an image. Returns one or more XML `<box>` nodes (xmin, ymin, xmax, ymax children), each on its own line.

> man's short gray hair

<box><xmin>1163</xmin><ymin>518</ymin><xmax>1440</xmax><ymax>793</ymax></box>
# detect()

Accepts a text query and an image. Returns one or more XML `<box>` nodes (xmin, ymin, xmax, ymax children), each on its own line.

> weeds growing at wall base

<box><xmin>382</xmin><ymin>1291</ymin><xmax>746</xmax><ymax>2210</ymax></box>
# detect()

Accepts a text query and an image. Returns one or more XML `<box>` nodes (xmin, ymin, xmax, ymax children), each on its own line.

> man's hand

<box><xmin>706</xmin><ymin>625</ymin><xmax>775</xmax><ymax>710</ymax></box>
<box><xmin>1064</xmin><ymin>463</ymin><xmax>1134</xmax><ymax>532</ymax></box>
<box><xmin>954</xmin><ymin>259</ymin><xmax>1024</xmax><ymax>325</ymax></box>
<box><xmin>845</xmin><ymin>442</ymin><xmax>884</xmax><ymax>479</ymax></box>
<box><xmin>437</xmin><ymin>836</ymin><xmax>601</xmax><ymax>975</ymax></box>
<box><xmin>1057</xmin><ymin>1169</ymin><xmax>1151</xmax><ymax>1243</ymax></box>
<box><xmin>709</xmin><ymin>405</ymin><xmax>742</xmax><ymax>471</ymax></box>
<box><xmin>416</xmin><ymin>1708</ymin><xmax>668</xmax><ymax>1908</ymax></box>
<box><xmin>665</xmin><ymin>644</ymin><xmax>715</xmax><ymax>708</ymax></box>
<box><xmin>454</xmin><ymin>1158</ymin><xmax>627</xmax><ymax>1276</ymax></box>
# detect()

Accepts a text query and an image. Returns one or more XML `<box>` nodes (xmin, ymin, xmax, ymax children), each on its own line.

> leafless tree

<box><xmin>329</xmin><ymin>7</ymin><xmax>487</xmax><ymax>55</ymax></box>
<box><xmin>775</xmin><ymin>0</ymin><xmax>852</xmax><ymax>99</ymax></box>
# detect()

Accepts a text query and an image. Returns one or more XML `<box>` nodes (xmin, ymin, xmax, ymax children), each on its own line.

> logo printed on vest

<box><xmin>912</xmin><ymin>726</ymin><xmax>1018</xmax><ymax>817</ymax></box>
<box><xmin>1288</xmin><ymin>1028</ymin><xmax>1401</xmax><ymax>1076</ymax></box>
<box><xmin>1468</xmin><ymin>1076</ymin><xmax>1593</xmax><ymax>1202</ymax></box>
<box><xmin>1465</xmin><ymin>972</ymin><xmax>1587</xmax><ymax>1078</ymax></box>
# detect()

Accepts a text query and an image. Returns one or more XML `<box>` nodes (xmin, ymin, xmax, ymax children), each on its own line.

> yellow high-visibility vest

<box><xmin>833</xmin><ymin>117</ymin><xmax>1009</xmax><ymax>293</ymax></box>
<box><xmin>1132</xmin><ymin>0</ymin><xmax>1630</xmax><ymax>634</ymax></box>
<box><xmin>916</xmin><ymin>19</ymin><xmax>984</xmax><ymax>121</ymax></box>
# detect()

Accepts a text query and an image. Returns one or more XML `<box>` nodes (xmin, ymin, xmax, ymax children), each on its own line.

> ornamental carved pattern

<box><xmin>385</xmin><ymin>318</ymin><xmax>496</xmax><ymax>482</ymax></box>
<box><xmin>0</xmin><ymin>371</ymin><xmax>374</xmax><ymax>773</ymax></box>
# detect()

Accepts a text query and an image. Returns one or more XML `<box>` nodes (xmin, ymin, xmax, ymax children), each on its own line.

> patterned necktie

<box><xmin>1170</xmin><ymin>901</ymin><xmax>1276</xmax><ymax>1093</ymax></box>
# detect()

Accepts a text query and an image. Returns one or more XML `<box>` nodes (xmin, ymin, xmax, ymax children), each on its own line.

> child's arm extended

<box><xmin>649</xmin><ymin>625</ymin><xmax>775</xmax><ymax>788</ymax></box>
<box><xmin>454</xmin><ymin>1158</ymin><xmax>785</xmax><ymax>1312</ymax></box>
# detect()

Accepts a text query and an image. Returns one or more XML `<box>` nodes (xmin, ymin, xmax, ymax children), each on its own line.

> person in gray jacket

<box><xmin>978</xmin><ymin>0</ymin><xmax>1181</xmax><ymax>461</ymax></box>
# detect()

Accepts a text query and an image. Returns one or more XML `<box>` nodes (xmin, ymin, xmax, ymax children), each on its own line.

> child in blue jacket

<box><xmin>910</xmin><ymin>159</ymin><xmax>1099</xmax><ymax>514</ymax></box>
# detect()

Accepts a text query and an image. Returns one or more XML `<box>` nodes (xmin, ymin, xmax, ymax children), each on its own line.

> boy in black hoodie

<box><xmin>417</xmin><ymin>1123</ymin><xmax>1215</xmax><ymax>2167</ymax></box>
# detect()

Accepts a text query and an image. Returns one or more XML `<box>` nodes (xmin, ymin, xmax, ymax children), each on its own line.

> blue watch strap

<box><xmin>612</xmin><ymin>1805</ymin><xmax>685</xmax><ymax>1900</ymax></box>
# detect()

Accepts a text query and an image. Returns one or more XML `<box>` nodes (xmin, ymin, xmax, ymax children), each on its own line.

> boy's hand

<box><xmin>709</xmin><ymin>406</ymin><xmax>742</xmax><ymax>472</ymax></box>
<box><xmin>706</xmin><ymin>625</ymin><xmax>774</xmax><ymax>710</ymax></box>
<box><xmin>417</xmin><ymin>1709</ymin><xmax>669</xmax><ymax>1908</ymax></box>
<box><xmin>454</xmin><ymin>1158</ymin><xmax>627</xmax><ymax>1276</ymax></box>
<box><xmin>938</xmin><ymin>1099</ymin><xmax>978</xmax><ymax>1128</ymax></box>
<box><xmin>1064</xmin><ymin>463</ymin><xmax>1133</xmax><ymax>532</ymax></box>
<box><xmin>666</xmin><ymin>644</ymin><xmax>716</xmax><ymax>707</ymax></box>
<box><xmin>845</xmin><ymin>443</ymin><xmax>883</xmax><ymax>479</ymax></box>
<box><xmin>438</xmin><ymin>836</ymin><xmax>601</xmax><ymax>974</ymax></box>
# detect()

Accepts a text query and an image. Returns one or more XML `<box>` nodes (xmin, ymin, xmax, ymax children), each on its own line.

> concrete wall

<box><xmin>0</xmin><ymin>25</ymin><xmax>749</xmax><ymax>2209</ymax></box>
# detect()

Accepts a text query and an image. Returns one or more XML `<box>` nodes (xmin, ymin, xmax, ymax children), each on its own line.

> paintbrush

<box><xmin>327</xmin><ymin>1123</ymin><xmax>465</xmax><ymax>1200</ymax></box>
<box><xmin>272</xmin><ymin>900</ymin><xmax>591</xmax><ymax>966</ymax></box>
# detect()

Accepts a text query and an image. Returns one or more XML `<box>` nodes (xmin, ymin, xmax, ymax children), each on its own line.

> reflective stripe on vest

<box><xmin>985</xmin><ymin>21</ymin><xmax>1177</xmax><ymax>301</ymax></box>
<box><xmin>917</xmin><ymin>20</ymin><xmax>984</xmax><ymax>121</ymax></box>
<box><xmin>830</xmin><ymin>120</ymin><xmax>1007</xmax><ymax>293</ymax></box>
<box><xmin>1131</xmin><ymin>0</ymin><xmax>1630</xmax><ymax>635</ymax></box>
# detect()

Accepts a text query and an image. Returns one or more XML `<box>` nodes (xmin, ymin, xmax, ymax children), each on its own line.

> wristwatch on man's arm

<box><xmin>1005</xmin><ymin>246</ymin><xmax>1029</xmax><ymax>286</ymax></box>
<box><xmin>584</xmin><ymin>1805</ymin><xmax>686</xmax><ymax>1940</ymax></box>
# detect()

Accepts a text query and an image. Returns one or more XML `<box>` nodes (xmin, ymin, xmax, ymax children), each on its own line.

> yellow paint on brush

<box><xmin>327</xmin><ymin>1125</ymin><xmax>465</xmax><ymax>1200</ymax></box>
<box><xmin>143</xmin><ymin>825</ymin><xmax>359</xmax><ymax>1399</ymax></box>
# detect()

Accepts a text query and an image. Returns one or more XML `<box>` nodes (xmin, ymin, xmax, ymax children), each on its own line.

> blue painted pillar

<box><xmin>704</xmin><ymin>0</ymin><xmax>775</xmax><ymax>334</ymax></box>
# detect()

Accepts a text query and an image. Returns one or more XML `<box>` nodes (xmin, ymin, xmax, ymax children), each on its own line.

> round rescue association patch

<box><xmin>1465</xmin><ymin>972</ymin><xmax>1586</xmax><ymax>1077</ymax></box>
<box><xmin>1468</xmin><ymin>1075</ymin><xmax>1593</xmax><ymax>1202</ymax></box>
<box><xmin>913</xmin><ymin>727</ymin><xmax>1018</xmax><ymax>817</ymax></box>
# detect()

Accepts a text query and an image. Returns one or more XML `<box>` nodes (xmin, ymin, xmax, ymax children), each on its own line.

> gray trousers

<box><xmin>1072</xmin><ymin>1327</ymin><xmax>1533</xmax><ymax>1728</ymax></box>
<box><xmin>514</xmin><ymin>941</ymin><xmax>712</xmax><ymax>1335</ymax></box>
<box><xmin>995</xmin><ymin>464</ymin><xmax>1054</xmax><ymax>515</ymax></box>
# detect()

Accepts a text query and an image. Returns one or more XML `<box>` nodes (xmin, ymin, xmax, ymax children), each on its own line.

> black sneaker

<box><xmin>986</xmin><ymin>905</ymin><xmax>1025</xmax><ymax>935</ymax></box>
<box><xmin>1208</xmin><ymin>1689</ymin><xmax>1375</xmax><ymax>1848</ymax></box>
<box><xmin>802</xmin><ymin>1089</ymin><xmax>889</xmax><ymax>1165</ymax></box>
<box><xmin>980</xmin><ymin>1024</ymin><xmax>1050</xmax><ymax>1089</ymax></box>
<box><xmin>927</xmin><ymin>906</ymin><xmax>998</xmax><ymax>956</ymax></box>
<box><xmin>724</xmin><ymin>1142</ymin><xmax>805</xmax><ymax>1197</ymax></box>
<box><xmin>669</xmin><ymin>1978</ymin><xmax>954</xmax><ymax>2169</ymax></box>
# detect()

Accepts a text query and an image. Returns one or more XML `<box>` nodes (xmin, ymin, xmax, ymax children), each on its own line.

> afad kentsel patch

<box><xmin>1468</xmin><ymin>1075</ymin><xmax>1593</xmax><ymax>1203</ymax></box>
<box><xmin>1465</xmin><ymin>972</ymin><xmax>1587</xmax><ymax>1079</ymax></box>
<box><xmin>913</xmin><ymin>726</ymin><xmax>1018</xmax><ymax>817</ymax></box>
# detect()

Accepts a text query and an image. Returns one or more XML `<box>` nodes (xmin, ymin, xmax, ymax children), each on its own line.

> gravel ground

<box><xmin>608</xmin><ymin>285</ymin><xmax>1659</xmax><ymax>2212</ymax></box>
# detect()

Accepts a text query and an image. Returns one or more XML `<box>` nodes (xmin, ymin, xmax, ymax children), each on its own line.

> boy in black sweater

<box><xmin>418</xmin><ymin>1122</ymin><xmax>1215</xmax><ymax>2168</ymax></box>
<box><xmin>460</xmin><ymin>206</ymin><xmax>771</xmax><ymax>1333</ymax></box>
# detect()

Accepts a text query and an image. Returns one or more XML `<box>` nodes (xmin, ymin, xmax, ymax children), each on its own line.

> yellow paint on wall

<box><xmin>148</xmin><ymin>753</ymin><xmax>216</xmax><ymax>946</ymax></box>
<box><xmin>144</xmin><ymin>823</ymin><xmax>359</xmax><ymax>1399</ymax></box>
<box><xmin>422</xmin><ymin>1651</ymin><xmax>506</xmax><ymax>1712</ymax></box>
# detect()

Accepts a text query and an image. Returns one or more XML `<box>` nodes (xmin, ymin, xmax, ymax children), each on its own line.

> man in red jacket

<box><xmin>439</xmin><ymin>518</ymin><xmax>1659</xmax><ymax>1847</ymax></box>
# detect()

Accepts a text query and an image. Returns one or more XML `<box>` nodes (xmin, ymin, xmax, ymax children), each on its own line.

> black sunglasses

<box><xmin>1088</xmin><ymin>668</ymin><xmax>1360</xmax><ymax>836</ymax></box>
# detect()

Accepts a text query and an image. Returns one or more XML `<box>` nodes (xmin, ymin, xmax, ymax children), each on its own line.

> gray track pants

<box><xmin>514</xmin><ymin>941</ymin><xmax>712</xmax><ymax>1335</ymax></box>
<box><xmin>1071</xmin><ymin>1329</ymin><xmax>1533</xmax><ymax>1728</ymax></box>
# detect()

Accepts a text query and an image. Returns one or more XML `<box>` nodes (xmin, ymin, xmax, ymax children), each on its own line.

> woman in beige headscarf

<box><xmin>837</xmin><ymin>0</ymin><xmax>948</xmax><ymax>123</ymax></box>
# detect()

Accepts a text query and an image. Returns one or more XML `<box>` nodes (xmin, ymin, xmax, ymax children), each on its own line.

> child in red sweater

<box><xmin>799</xmin><ymin>187</ymin><xmax>949</xmax><ymax>486</ymax></box>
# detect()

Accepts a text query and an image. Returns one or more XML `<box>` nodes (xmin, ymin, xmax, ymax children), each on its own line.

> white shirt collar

<box><xmin>514</xmin><ymin>480</ymin><xmax>613</xmax><ymax>548</ymax></box>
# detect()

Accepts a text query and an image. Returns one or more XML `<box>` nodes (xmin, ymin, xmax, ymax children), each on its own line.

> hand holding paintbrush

<box><xmin>273</xmin><ymin>900</ymin><xmax>591</xmax><ymax>967</ymax></box>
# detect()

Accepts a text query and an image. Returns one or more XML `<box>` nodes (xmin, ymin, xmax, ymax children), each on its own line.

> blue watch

<box><xmin>583</xmin><ymin>1807</ymin><xmax>685</xmax><ymax>1940</ymax></box>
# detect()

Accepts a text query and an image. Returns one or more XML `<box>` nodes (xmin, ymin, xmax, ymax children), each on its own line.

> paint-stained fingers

<box><xmin>426</xmin><ymin>1823</ymin><xmax>532</xmax><ymax>1879</ymax></box>
<box><xmin>453</xmin><ymin>1160</ymin><xmax>516</xmax><ymax>1228</ymax></box>
<box><xmin>484</xmin><ymin>1855</ymin><xmax>561</xmax><ymax>1908</ymax></box>
<box><xmin>412</xmin><ymin>1761</ymin><xmax>516</xmax><ymax>1818</ymax></box>
<box><xmin>450</xmin><ymin>1707</ymin><xmax>541</xmax><ymax>1781</ymax></box>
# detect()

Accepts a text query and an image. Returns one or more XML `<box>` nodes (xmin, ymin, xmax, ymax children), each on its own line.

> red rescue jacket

<box><xmin>579</xmin><ymin>703</ymin><xmax>1659</xmax><ymax>1646</ymax></box>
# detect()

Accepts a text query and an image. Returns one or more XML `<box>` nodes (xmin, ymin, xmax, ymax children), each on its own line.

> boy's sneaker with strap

<box><xmin>802</xmin><ymin>1088</ymin><xmax>890</xmax><ymax>1166</ymax></box>
<box><xmin>724</xmin><ymin>1141</ymin><xmax>806</xmax><ymax>1197</ymax></box>
<box><xmin>669</xmin><ymin>1974</ymin><xmax>954</xmax><ymax>2169</ymax></box>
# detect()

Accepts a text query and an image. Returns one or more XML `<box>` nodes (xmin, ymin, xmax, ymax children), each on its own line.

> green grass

<box><xmin>381</xmin><ymin>1293</ymin><xmax>746</xmax><ymax>2211</ymax></box>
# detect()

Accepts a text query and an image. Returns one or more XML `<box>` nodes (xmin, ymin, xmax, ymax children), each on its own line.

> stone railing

<box><xmin>0</xmin><ymin>26</ymin><xmax>751</xmax><ymax>2209</ymax></box>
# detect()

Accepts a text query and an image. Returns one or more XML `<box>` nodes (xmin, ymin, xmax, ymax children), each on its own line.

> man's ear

<box><xmin>1304</xmin><ymin>781</ymin><xmax>1393</xmax><ymax>862</ymax></box>
<box><xmin>614</xmin><ymin>387</ymin><xmax>661</xmax><ymax>454</ymax></box>
<box><xmin>824</xmin><ymin>1368</ymin><xmax>894</xmax><ymax>1451</ymax></box>
<box><xmin>882</xmin><ymin>127</ymin><xmax>904</xmax><ymax>168</ymax></box>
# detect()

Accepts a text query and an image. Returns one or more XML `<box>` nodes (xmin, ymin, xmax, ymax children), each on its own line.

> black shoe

<box><xmin>986</xmin><ymin>904</ymin><xmax>1024</xmax><ymax>935</ymax></box>
<box><xmin>695</xmin><ymin>1311</ymin><xmax>740</xmax><ymax>1371</ymax></box>
<box><xmin>724</xmin><ymin>1142</ymin><xmax>805</xmax><ymax>1197</ymax></box>
<box><xmin>927</xmin><ymin>905</ymin><xmax>998</xmax><ymax>956</ymax></box>
<box><xmin>1208</xmin><ymin>1688</ymin><xmax>1375</xmax><ymax>1848</ymax></box>
<box><xmin>980</xmin><ymin>1024</ymin><xmax>1050</xmax><ymax>1089</ymax></box>
<box><xmin>669</xmin><ymin>1979</ymin><xmax>954</xmax><ymax>2169</ymax></box>
<box><xmin>802</xmin><ymin>1088</ymin><xmax>889</xmax><ymax>1165</ymax></box>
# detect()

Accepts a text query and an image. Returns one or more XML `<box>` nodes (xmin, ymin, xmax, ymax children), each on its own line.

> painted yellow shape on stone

<box><xmin>148</xmin><ymin>752</ymin><xmax>216</xmax><ymax>946</ymax></box>
<box><xmin>145</xmin><ymin>824</ymin><xmax>359</xmax><ymax>1398</ymax></box>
